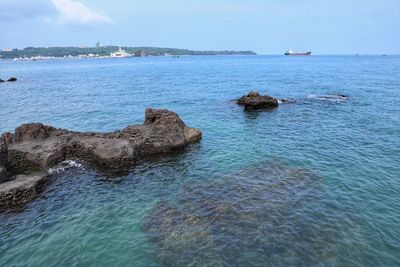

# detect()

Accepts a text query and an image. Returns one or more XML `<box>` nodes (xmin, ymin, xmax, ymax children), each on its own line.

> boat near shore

<box><xmin>110</xmin><ymin>46</ymin><xmax>134</xmax><ymax>58</ymax></box>
<box><xmin>285</xmin><ymin>49</ymin><xmax>311</xmax><ymax>56</ymax></box>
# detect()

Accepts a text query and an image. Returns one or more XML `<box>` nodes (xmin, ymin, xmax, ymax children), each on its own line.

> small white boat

<box><xmin>110</xmin><ymin>47</ymin><xmax>133</xmax><ymax>58</ymax></box>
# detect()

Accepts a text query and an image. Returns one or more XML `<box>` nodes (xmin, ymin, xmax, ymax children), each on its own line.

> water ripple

<box><xmin>1</xmin><ymin>56</ymin><xmax>400</xmax><ymax>266</ymax></box>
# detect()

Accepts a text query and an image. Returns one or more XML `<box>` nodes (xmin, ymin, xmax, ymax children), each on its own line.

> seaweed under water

<box><xmin>143</xmin><ymin>160</ymin><xmax>344</xmax><ymax>266</ymax></box>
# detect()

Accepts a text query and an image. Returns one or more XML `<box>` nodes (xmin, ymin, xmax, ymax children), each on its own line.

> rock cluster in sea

<box><xmin>0</xmin><ymin>108</ymin><xmax>202</xmax><ymax>211</ymax></box>
<box><xmin>236</xmin><ymin>90</ymin><xmax>351</xmax><ymax>110</ymax></box>
<box><xmin>0</xmin><ymin>77</ymin><xmax>17</xmax><ymax>82</ymax></box>
<box><xmin>235</xmin><ymin>91</ymin><xmax>279</xmax><ymax>110</ymax></box>
<box><xmin>143</xmin><ymin>160</ymin><xmax>339</xmax><ymax>266</ymax></box>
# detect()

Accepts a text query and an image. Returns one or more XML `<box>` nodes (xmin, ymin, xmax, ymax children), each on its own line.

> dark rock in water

<box><xmin>7</xmin><ymin>77</ymin><xmax>17</xmax><ymax>82</ymax></box>
<box><xmin>247</xmin><ymin>90</ymin><xmax>260</xmax><ymax>97</ymax></box>
<box><xmin>0</xmin><ymin>137</ymin><xmax>7</xmax><ymax>166</ymax></box>
<box><xmin>0</xmin><ymin>108</ymin><xmax>202</xmax><ymax>210</ymax></box>
<box><xmin>0</xmin><ymin>79</ymin><xmax>5</xmax><ymax>83</ymax></box>
<box><xmin>143</xmin><ymin>160</ymin><xmax>340</xmax><ymax>266</ymax></box>
<box><xmin>0</xmin><ymin>139</ymin><xmax>8</xmax><ymax>183</ymax></box>
<box><xmin>235</xmin><ymin>91</ymin><xmax>279</xmax><ymax>110</ymax></box>
<box><xmin>279</xmin><ymin>98</ymin><xmax>296</xmax><ymax>104</ymax></box>
<box><xmin>2</xmin><ymin>108</ymin><xmax>201</xmax><ymax>171</ymax></box>
<box><xmin>0</xmin><ymin>165</ymin><xmax>9</xmax><ymax>183</ymax></box>
<box><xmin>0</xmin><ymin>172</ymin><xmax>50</xmax><ymax>211</ymax></box>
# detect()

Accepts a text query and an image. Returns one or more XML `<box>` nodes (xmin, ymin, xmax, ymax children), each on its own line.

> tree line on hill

<box><xmin>0</xmin><ymin>46</ymin><xmax>257</xmax><ymax>59</ymax></box>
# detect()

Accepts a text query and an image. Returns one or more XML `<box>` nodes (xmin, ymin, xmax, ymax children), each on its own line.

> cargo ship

<box><xmin>284</xmin><ymin>49</ymin><xmax>311</xmax><ymax>56</ymax></box>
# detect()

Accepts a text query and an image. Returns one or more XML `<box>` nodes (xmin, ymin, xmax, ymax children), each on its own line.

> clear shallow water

<box><xmin>0</xmin><ymin>55</ymin><xmax>400</xmax><ymax>266</ymax></box>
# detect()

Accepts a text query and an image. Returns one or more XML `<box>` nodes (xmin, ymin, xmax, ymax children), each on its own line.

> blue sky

<box><xmin>0</xmin><ymin>0</ymin><xmax>399</xmax><ymax>54</ymax></box>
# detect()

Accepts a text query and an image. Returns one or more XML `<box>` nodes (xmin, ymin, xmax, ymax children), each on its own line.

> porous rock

<box><xmin>3</xmin><ymin>108</ymin><xmax>201</xmax><ymax>171</ymax></box>
<box><xmin>0</xmin><ymin>108</ymin><xmax>202</xmax><ymax>210</ymax></box>
<box><xmin>235</xmin><ymin>91</ymin><xmax>279</xmax><ymax>110</ymax></box>
<box><xmin>0</xmin><ymin>165</ymin><xmax>9</xmax><ymax>183</ymax></box>
<box><xmin>0</xmin><ymin>172</ymin><xmax>50</xmax><ymax>211</ymax></box>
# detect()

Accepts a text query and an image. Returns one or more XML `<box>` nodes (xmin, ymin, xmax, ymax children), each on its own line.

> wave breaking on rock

<box><xmin>47</xmin><ymin>160</ymin><xmax>84</xmax><ymax>175</ymax></box>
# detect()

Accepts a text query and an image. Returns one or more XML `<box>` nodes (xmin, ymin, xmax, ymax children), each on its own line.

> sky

<box><xmin>0</xmin><ymin>0</ymin><xmax>399</xmax><ymax>54</ymax></box>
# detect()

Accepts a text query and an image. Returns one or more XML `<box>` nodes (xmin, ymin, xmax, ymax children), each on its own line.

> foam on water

<box><xmin>307</xmin><ymin>94</ymin><xmax>349</xmax><ymax>102</ymax></box>
<box><xmin>47</xmin><ymin>160</ymin><xmax>84</xmax><ymax>174</ymax></box>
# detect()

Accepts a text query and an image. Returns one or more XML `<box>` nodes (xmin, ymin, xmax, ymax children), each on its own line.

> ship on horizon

<box><xmin>284</xmin><ymin>49</ymin><xmax>311</xmax><ymax>56</ymax></box>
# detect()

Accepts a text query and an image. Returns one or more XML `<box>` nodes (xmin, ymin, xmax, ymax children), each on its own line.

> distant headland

<box><xmin>0</xmin><ymin>46</ymin><xmax>257</xmax><ymax>60</ymax></box>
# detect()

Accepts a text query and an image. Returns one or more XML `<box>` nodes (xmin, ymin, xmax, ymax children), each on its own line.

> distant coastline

<box><xmin>0</xmin><ymin>46</ymin><xmax>257</xmax><ymax>60</ymax></box>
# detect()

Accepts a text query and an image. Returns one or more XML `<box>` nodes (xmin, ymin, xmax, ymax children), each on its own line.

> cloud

<box><xmin>50</xmin><ymin>0</ymin><xmax>113</xmax><ymax>24</ymax></box>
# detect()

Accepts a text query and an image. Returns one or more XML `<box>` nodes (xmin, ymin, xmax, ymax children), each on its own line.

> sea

<box><xmin>0</xmin><ymin>55</ymin><xmax>399</xmax><ymax>266</ymax></box>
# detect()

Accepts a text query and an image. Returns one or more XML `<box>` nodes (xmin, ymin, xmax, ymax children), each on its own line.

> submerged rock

<box><xmin>7</xmin><ymin>77</ymin><xmax>17</xmax><ymax>82</ymax></box>
<box><xmin>337</xmin><ymin>94</ymin><xmax>349</xmax><ymax>98</ymax></box>
<box><xmin>143</xmin><ymin>160</ymin><xmax>340</xmax><ymax>266</ymax></box>
<box><xmin>0</xmin><ymin>79</ymin><xmax>5</xmax><ymax>83</ymax></box>
<box><xmin>235</xmin><ymin>91</ymin><xmax>279</xmax><ymax>110</ymax></box>
<box><xmin>278</xmin><ymin>98</ymin><xmax>296</xmax><ymax>104</ymax></box>
<box><xmin>307</xmin><ymin>94</ymin><xmax>349</xmax><ymax>102</ymax></box>
<box><xmin>0</xmin><ymin>108</ymin><xmax>202</xmax><ymax>210</ymax></box>
<box><xmin>143</xmin><ymin>201</ymin><xmax>222</xmax><ymax>266</ymax></box>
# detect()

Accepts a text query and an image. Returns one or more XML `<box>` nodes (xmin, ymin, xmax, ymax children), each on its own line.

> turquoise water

<box><xmin>0</xmin><ymin>55</ymin><xmax>399</xmax><ymax>266</ymax></box>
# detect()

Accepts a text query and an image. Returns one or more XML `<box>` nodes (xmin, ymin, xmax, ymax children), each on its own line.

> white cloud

<box><xmin>50</xmin><ymin>0</ymin><xmax>113</xmax><ymax>24</ymax></box>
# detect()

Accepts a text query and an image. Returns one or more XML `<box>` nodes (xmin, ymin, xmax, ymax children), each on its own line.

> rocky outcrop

<box><xmin>235</xmin><ymin>91</ymin><xmax>279</xmax><ymax>110</ymax></box>
<box><xmin>0</xmin><ymin>172</ymin><xmax>50</xmax><ymax>211</ymax></box>
<box><xmin>0</xmin><ymin>108</ymin><xmax>202</xmax><ymax>211</ymax></box>
<box><xmin>3</xmin><ymin>108</ymin><xmax>202</xmax><ymax>171</ymax></box>
<box><xmin>0</xmin><ymin>138</ymin><xmax>8</xmax><ymax>183</ymax></box>
<box><xmin>0</xmin><ymin>77</ymin><xmax>17</xmax><ymax>82</ymax></box>
<box><xmin>0</xmin><ymin>166</ymin><xmax>8</xmax><ymax>183</ymax></box>
<box><xmin>0</xmin><ymin>137</ymin><xmax>7</xmax><ymax>165</ymax></box>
